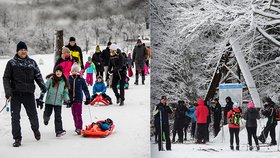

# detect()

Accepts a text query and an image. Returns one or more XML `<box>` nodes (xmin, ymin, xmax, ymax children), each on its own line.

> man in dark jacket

<box><xmin>107</xmin><ymin>44</ymin><xmax>126</xmax><ymax>106</ymax></box>
<box><xmin>224</xmin><ymin>96</ymin><xmax>233</xmax><ymax>125</ymax></box>
<box><xmin>211</xmin><ymin>98</ymin><xmax>222</xmax><ymax>137</ymax></box>
<box><xmin>154</xmin><ymin>96</ymin><xmax>173</xmax><ymax>151</ymax></box>
<box><xmin>132</xmin><ymin>39</ymin><xmax>148</xmax><ymax>85</ymax></box>
<box><xmin>3</xmin><ymin>41</ymin><xmax>47</xmax><ymax>147</ymax></box>
<box><xmin>92</xmin><ymin>45</ymin><xmax>104</xmax><ymax>78</ymax></box>
<box><xmin>258</xmin><ymin>97</ymin><xmax>278</xmax><ymax>145</ymax></box>
<box><xmin>65</xmin><ymin>36</ymin><xmax>84</xmax><ymax>70</ymax></box>
<box><xmin>101</xmin><ymin>42</ymin><xmax>112</xmax><ymax>87</ymax></box>
<box><xmin>172</xmin><ymin>100</ymin><xmax>188</xmax><ymax>143</ymax></box>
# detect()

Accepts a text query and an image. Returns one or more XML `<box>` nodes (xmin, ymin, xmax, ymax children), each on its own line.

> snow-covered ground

<box><xmin>0</xmin><ymin>53</ymin><xmax>150</xmax><ymax>158</ymax></box>
<box><xmin>151</xmin><ymin>119</ymin><xmax>280</xmax><ymax>158</ymax></box>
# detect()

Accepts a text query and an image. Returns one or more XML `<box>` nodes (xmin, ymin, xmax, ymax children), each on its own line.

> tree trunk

<box><xmin>54</xmin><ymin>30</ymin><xmax>63</xmax><ymax>63</ymax></box>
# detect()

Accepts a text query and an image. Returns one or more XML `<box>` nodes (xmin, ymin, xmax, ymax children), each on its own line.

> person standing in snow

<box><xmin>68</xmin><ymin>63</ymin><xmax>91</xmax><ymax>135</ymax></box>
<box><xmin>132</xmin><ymin>39</ymin><xmax>148</xmax><ymax>85</ymax></box>
<box><xmin>3</xmin><ymin>41</ymin><xmax>47</xmax><ymax>147</ymax></box>
<box><xmin>54</xmin><ymin>46</ymin><xmax>74</xmax><ymax>78</ymax></box>
<box><xmin>195</xmin><ymin>98</ymin><xmax>209</xmax><ymax>144</ymax></box>
<box><xmin>92</xmin><ymin>45</ymin><xmax>104</xmax><ymax>78</ymax></box>
<box><xmin>84</xmin><ymin>56</ymin><xmax>96</xmax><ymax>86</ymax></box>
<box><xmin>65</xmin><ymin>36</ymin><xmax>84</xmax><ymax>70</ymax></box>
<box><xmin>227</xmin><ymin>102</ymin><xmax>241</xmax><ymax>150</ymax></box>
<box><xmin>153</xmin><ymin>96</ymin><xmax>173</xmax><ymax>151</ymax></box>
<box><xmin>258</xmin><ymin>97</ymin><xmax>277</xmax><ymax>145</ymax></box>
<box><xmin>101</xmin><ymin>42</ymin><xmax>112</xmax><ymax>87</ymax></box>
<box><xmin>244</xmin><ymin>101</ymin><xmax>260</xmax><ymax>150</ymax></box>
<box><xmin>107</xmin><ymin>44</ymin><xmax>126</xmax><ymax>106</ymax></box>
<box><xmin>224</xmin><ymin>96</ymin><xmax>233</xmax><ymax>125</ymax></box>
<box><xmin>211</xmin><ymin>98</ymin><xmax>222</xmax><ymax>137</ymax></box>
<box><xmin>37</xmin><ymin>66</ymin><xmax>71</xmax><ymax>137</ymax></box>
<box><xmin>172</xmin><ymin>100</ymin><xmax>188</xmax><ymax>143</ymax></box>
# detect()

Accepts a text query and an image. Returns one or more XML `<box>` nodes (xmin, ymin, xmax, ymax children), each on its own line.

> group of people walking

<box><xmin>153</xmin><ymin>96</ymin><xmax>279</xmax><ymax>151</ymax></box>
<box><xmin>3</xmin><ymin>37</ymin><xmax>150</xmax><ymax>147</ymax></box>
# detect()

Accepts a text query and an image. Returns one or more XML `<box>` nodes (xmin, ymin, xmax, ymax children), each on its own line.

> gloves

<box><xmin>36</xmin><ymin>98</ymin><xmax>44</xmax><ymax>109</ymax></box>
<box><xmin>64</xmin><ymin>100</ymin><xmax>72</xmax><ymax>108</ymax></box>
<box><xmin>84</xmin><ymin>99</ymin><xmax>91</xmax><ymax>105</ymax></box>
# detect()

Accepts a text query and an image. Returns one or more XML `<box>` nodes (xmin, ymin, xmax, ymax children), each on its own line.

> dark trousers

<box><xmin>10</xmin><ymin>93</ymin><xmax>39</xmax><ymax>140</ymax></box>
<box><xmin>197</xmin><ymin>123</ymin><xmax>207</xmax><ymax>142</ymax></box>
<box><xmin>157</xmin><ymin>123</ymin><xmax>171</xmax><ymax>151</ymax></box>
<box><xmin>259</xmin><ymin>122</ymin><xmax>276</xmax><ymax>143</ymax></box>
<box><xmin>172</xmin><ymin>119</ymin><xmax>185</xmax><ymax>142</ymax></box>
<box><xmin>112</xmin><ymin>74</ymin><xmax>125</xmax><ymax>101</ymax></box>
<box><xmin>184</xmin><ymin>120</ymin><xmax>190</xmax><ymax>140</ymax></box>
<box><xmin>229</xmin><ymin>128</ymin><xmax>240</xmax><ymax>146</ymax></box>
<box><xmin>92</xmin><ymin>93</ymin><xmax>112</xmax><ymax>103</ymax></box>
<box><xmin>44</xmin><ymin>104</ymin><xmax>63</xmax><ymax>133</ymax></box>
<box><xmin>246</xmin><ymin>127</ymin><xmax>259</xmax><ymax>146</ymax></box>
<box><xmin>135</xmin><ymin>69</ymin><xmax>145</xmax><ymax>82</ymax></box>
<box><xmin>191</xmin><ymin>122</ymin><xmax>196</xmax><ymax>138</ymax></box>
<box><xmin>96</xmin><ymin>71</ymin><xmax>104</xmax><ymax>78</ymax></box>
<box><xmin>213</xmin><ymin>120</ymin><xmax>221</xmax><ymax>137</ymax></box>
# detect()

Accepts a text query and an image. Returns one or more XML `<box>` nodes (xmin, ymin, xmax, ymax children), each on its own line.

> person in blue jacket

<box><xmin>91</xmin><ymin>75</ymin><xmax>112</xmax><ymax>105</ymax></box>
<box><xmin>186</xmin><ymin>103</ymin><xmax>197</xmax><ymax>139</ymax></box>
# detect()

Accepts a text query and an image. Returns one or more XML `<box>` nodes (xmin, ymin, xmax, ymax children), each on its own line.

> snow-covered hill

<box><xmin>0</xmin><ymin>52</ymin><xmax>150</xmax><ymax>158</ymax></box>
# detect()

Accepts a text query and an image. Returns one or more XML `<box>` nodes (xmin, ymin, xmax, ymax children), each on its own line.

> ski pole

<box><xmin>0</xmin><ymin>99</ymin><xmax>10</xmax><ymax>113</ymax></box>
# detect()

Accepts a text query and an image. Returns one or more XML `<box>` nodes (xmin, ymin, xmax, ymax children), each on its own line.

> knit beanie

<box><xmin>109</xmin><ymin>44</ymin><xmax>118</xmax><ymax>51</ymax></box>
<box><xmin>71</xmin><ymin>63</ymin><xmax>80</xmax><ymax>72</ymax></box>
<box><xmin>54</xmin><ymin>66</ymin><xmax>63</xmax><ymax>73</ymax></box>
<box><xmin>95</xmin><ymin>45</ymin><xmax>101</xmax><ymax>53</ymax></box>
<box><xmin>69</xmin><ymin>37</ymin><xmax>76</xmax><ymax>42</ymax></box>
<box><xmin>16</xmin><ymin>41</ymin><xmax>28</xmax><ymax>52</ymax></box>
<box><xmin>247</xmin><ymin>101</ymin><xmax>254</xmax><ymax>108</ymax></box>
<box><xmin>87</xmin><ymin>56</ymin><xmax>91</xmax><ymax>62</ymax></box>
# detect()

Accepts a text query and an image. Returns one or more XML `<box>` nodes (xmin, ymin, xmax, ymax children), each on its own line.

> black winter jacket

<box><xmin>211</xmin><ymin>103</ymin><xmax>222</xmax><ymax>122</ymax></box>
<box><xmin>244</xmin><ymin>108</ymin><xmax>260</xmax><ymax>127</ymax></box>
<box><xmin>3</xmin><ymin>55</ymin><xmax>46</xmax><ymax>97</ymax></box>
<box><xmin>65</xmin><ymin>43</ymin><xmax>84</xmax><ymax>69</ymax></box>
<box><xmin>101</xmin><ymin>47</ymin><xmax>110</xmax><ymax>66</ymax></box>
<box><xmin>68</xmin><ymin>75</ymin><xmax>90</xmax><ymax>102</ymax></box>
<box><xmin>92</xmin><ymin>52</ymin><xmax>104</xmax><ymax>72</ymax></box>
<box><xmin>108</xmin><ymin>53</ymin><xmax>126</xmax><ymax>76</ymax></box>
<box><xmin>154</xmin><ymin>103</ymin><xmax>173</xmax><ymax>125</ymax></box>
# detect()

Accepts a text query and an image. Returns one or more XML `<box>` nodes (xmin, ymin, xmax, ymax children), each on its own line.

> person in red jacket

<box><xmin>227</xmin><ymin>102</ymin><xmax>241</xmax><ymax>150</ymax></box>
<box><xmin>195</xmin><ymin>98</ymin><xmax>209</xmax><ymax>144</ymax></box>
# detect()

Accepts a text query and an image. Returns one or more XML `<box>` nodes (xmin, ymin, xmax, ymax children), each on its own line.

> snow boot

<box><xmin>256</xmin><ymin>145</ymin><xmax>260</xmax><ymax>151</ymax></box>
<box><xmin>13</xmin><ymin>139</ymin><xmax>21</xmax><ymax>147</ymax></box>
<box><xmin>33</xmin><ymin>130</ymin><xmax>41</xmax><ymax>141</ymax></box>
<box><xmin>119</xmin><ymin>100</ymin><xmax>124</xmax><ymax>106</ymax></box>
<box><xmin>134</xmin><ymin>81</ymin><xmax>138</xmax><ymax>85</ymax></box>
<box><xmin>258</xmin><ymin>136</ymin><xmax>265</xmax><ymax>144</ymax></box>
<box><xmin>116</xmin><ymin>98</ymin><xmax>121</xmax><ymax>104</ymax></box>
<box><xmin>75</xmin><ymin>129</ymin><xmax>81</xmax><ymax>135</ymax></box>
<box><xmin>236</xmin><ymin>145</ymin><xmax>239</xmax><ymax>151</ymax></box>
<box><xmin>56</xmin><ymin>130</ymin><xmax>66</xmax><ymax>137</ymax></box>
<box><xmin>249</xmin><ymin>146</ymin><xmax>253</xmax><ymax>151</ymax></box>
<box><xmin>230</xmin><ymin>145</ymin><xmax>234</xmax><ymax>150</ymax></box>
<box><xmin>269</xmin><ymin>141</ymin><xmax>277</xmax><ymax>146</ymax></box>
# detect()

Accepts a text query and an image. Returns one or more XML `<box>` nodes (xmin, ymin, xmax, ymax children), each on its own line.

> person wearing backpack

<box><xmin>172</xmin><ymin>100</ymin><xmax>188</xmax><ymax>143</ymax></box>
<box><xmin>244</xmin><ymin>101</ymin><xmax>260</xmax><ymax>150</ymax></box>
<box><xmin>211</xmin><ymin>98</ymin><xmax>222</xmax><ymax>137</ymax></box>
<box><xmin>258</xmin><ymin>97</ymin><xmax>277</xmax><ymax>145</ymax></box>
<box><xmin>227</xmin><ymin>102</ymin><xmax>241</xmax><ymax>150</ymax></box>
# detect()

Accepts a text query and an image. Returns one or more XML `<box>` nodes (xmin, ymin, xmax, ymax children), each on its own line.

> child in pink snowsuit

<box><xmin>84</xmin><ymin>56</ymin><xmax>96</xmax><ymax>86</ymax></box>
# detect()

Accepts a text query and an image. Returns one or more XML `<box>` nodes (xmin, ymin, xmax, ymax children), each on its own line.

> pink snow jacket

<box><xmin>55</xmin><ymin>58</ymin><xmax>74</xmax><ymax>78</ymax></box>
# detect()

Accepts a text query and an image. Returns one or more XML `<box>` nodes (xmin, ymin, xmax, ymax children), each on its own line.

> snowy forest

<box><xmin>0</xmin><ymin>0</ymin><xmax>149</xmax><ymax>56</ymax></box>
<box><xmin>151</xmin><ymin>0</ymin><xmax>280</xmax><ymax>106</ymax></box>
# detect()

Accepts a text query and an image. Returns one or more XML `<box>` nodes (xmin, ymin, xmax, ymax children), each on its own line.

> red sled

<box><xmin>90</xmin><ymin>94</ymin><xmax>110</xmax><ymax>106</ymax></box>
<box><xmin>81</xmin><ymin>121</ymin><xmax>115</xmax><ymax>138</ymax></box>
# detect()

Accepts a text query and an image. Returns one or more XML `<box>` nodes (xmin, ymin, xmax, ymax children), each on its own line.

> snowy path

<box><xmin>0</xmin><ymin>54</ymin><xmax>150</xmax><ymax>158</ymax></box>
<box><xmin>151</xmin><ymin>121</ymin><xmax>280</xmax><ymax>158</ymax></box>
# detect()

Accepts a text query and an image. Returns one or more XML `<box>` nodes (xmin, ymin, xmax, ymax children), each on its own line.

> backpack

<box><xmin>230</xmin><ymin>111</ymin><xmax>241</xmax><ymax>125</ymax></box>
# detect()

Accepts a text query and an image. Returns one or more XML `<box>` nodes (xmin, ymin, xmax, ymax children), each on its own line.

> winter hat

<box><xmin>69</xmin><ymin>36</ymin><xmax>76</xmax><ymax>42</ymax></box>
<box><xmin>197</xmin><ymin>98</ymin><xmax>205</xmax><ymax>106</ymax></box>
<box><xmin>87</xmin><ymin>56</ymin><xmax>91</xmax><ymax>62</ymax></box>
<box><xmin>16</xmin><ymin>41</ymin><xmax>28</xmax><ymax>52</ymax></box>
<box><xmin>248</xmin><ymin>101</ymin><xmax>254</xmax><ymax>108</ymax></box>
<box><xmin>109</xmin><ymin>44</ymin><xmax>118</xmax><ymax>51</ymax></box>
<box><xmin>233</xmin><ymin>102</ymin><xmax>240</xmax><ymax>108</ymax></box>
<box><xmin>137</xmin><ymin>39</ymin><xmax>142</xmax><ymax>44</ymax></box>
<box><xmin>95</xmin><ymin>45</ymin><xmax>101</xmax><ymax>53</ymax></box>
<box><xmin>54</xmin><ymin>66</ymin><xmax>63</xmax><ymax>73</ymax></box>
<box><xmin>107</xmin><ymin>41</ymin><xmax>112</xmax><ymax>46</ymax></box>
<box><xmin>71</xmin><ymin>63</ymin><xmax>80</xmax><ymax>72</ymax></box>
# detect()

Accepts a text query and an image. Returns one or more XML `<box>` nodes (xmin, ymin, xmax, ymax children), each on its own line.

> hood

<box><xmin>233</xmin><ymin>107</ymin><xmax>241</xmax><ymax>113</ymax></box>
<box><xmin>197</xmin><ymin>98</ymin><xmax>205</xmax><ymax>106</ymax></box>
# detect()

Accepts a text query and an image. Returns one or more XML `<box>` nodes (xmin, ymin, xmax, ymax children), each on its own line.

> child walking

<box><xmin>91</xmin><ymin>76</ymin><xmax>113</xmax><ymax>105</ymax></box>
<box><xmin>244</xmin><ymin>101</ymin><xmax>260</xmax><ymax>150</ymax></box>
<box><xmin>84</xmin><ymin>56</ymin><xmax>96</xmax><ymax>86</ymax></box>
<box><xmin>38</xmin><ymin>66</ymin><xmax>70</xmax><ymax>137</ymax></box>
<box><xmin>227</xmin><ymin>102</ymin><xmax>241</xmax><ymax>150</ymax></box>
<box><xmin>68</xmin><ymin>63</ymin><xmax>91</xmax><ymax>135</ymax></box>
